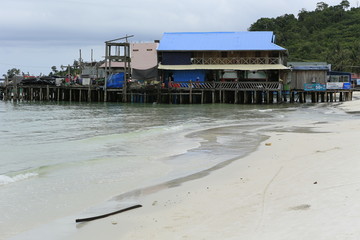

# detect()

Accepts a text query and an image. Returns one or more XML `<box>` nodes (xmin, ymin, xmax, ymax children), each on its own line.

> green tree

<box><xmin>316</xmin><ymin>2</ymin><xmax>329</xmax><ymax>11</ymax></box>
<box><xmin>349</xmin><ymin>42</ymin><xmax>360</xmax><ymax>73</ymax></box>
<box><xmin>339</xmin><ymin>0</ymin><xmax>350</xmax><ymax>10</ymax></box>
<box><xmin>6</xmin><ymin>68</ymin><xmax>21</xmax><ymax>78</ymax></box>
<box><xmin>248</xmin><ymin>1</ymin><xmax>360</xmax><ymax>71</ymax></box>
<box><xmin>51</xmin><ymin>66</ymin><xmax>58</xmax><ymax>74</ymax></box>
<box><xmin>326</xmin><ymin>42</ymin><xmax>350</xmax><ymax>71</ymax></box>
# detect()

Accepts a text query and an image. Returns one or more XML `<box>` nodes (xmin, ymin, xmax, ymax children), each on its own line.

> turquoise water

<box><xmin>0</xmin><ymin>100</ymin><xmax>353</xmax><ymax>239</ymax></box>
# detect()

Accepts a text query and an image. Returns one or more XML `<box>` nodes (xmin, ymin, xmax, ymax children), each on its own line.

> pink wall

<box><xmin>131</xmin><ymin>42</ymin><xmax>158</xmax><ymax>70</ymax></box>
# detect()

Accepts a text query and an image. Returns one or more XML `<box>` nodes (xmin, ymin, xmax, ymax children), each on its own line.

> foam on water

<box><xmin>258</xmin><ymin>109</ymin><xmax>273</xmax><ymax>112</ymax></box>
<box><xmin>0</xmin><ymin>172</ymin><xmax>38</xmax><ymax>186</ymax></box>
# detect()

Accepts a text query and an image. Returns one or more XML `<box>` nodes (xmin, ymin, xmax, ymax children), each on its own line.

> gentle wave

<box><xmin>0</xmin><ymin>172</ymin><xmax>39</xmax><ymax>186</ymax></box>
<box><xmin>258</xmin><ymin>109</ymin><xmax>273</xmax><ymax>112</ymax></box>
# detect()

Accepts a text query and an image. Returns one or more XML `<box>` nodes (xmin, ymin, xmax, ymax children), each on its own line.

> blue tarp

<box><xmin>172</xmin><ymin>70</ymin><xmax>205</xmax><ymax>82</ymax></box>
<box><xmin>107</xmin><ymin>73</ymin><xmax>124</xmax><ymax>88</ymax></box>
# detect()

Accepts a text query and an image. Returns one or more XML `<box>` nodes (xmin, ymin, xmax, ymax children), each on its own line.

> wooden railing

<box><xmin>191</xmin><ymin>57</ymin><xmax>280</xmax><ymax>65</ymax></box>
<box><xmin>167</xmin><ymin>81</ymin><xmax>282</xmax><ymax>91</ymax></box>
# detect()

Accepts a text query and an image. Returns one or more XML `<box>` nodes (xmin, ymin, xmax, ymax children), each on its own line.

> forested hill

<box><xmin>249</xmin><ymin>1</ymin><xmax>360</xmax><ymax>72</ymax></box>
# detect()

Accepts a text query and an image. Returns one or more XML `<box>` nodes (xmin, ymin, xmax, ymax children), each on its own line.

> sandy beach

<box><xmin>67</xmin><ymin>96</ymin><xmax>360</xmax><ymax>240</ymax></box>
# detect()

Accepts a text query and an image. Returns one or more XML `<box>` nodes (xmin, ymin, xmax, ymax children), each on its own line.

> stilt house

<box><xmin>287</xmin><ymin>62</ymin><xmax>330</xmax><ymax>90</ymax></box>
<box><xmin>157</xmin><ymin>31</ymin><xmax>289</xmax><ymax>89</ymax></box>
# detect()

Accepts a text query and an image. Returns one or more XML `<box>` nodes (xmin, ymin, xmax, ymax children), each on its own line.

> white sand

<box><xmin>71</xmin><ymin>96</ymin><xmax>360</xmax><ymax>240</ymax></box>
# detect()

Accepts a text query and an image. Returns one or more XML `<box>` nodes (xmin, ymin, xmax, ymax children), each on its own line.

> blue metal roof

<box><xmin>157</xmin><ymin>31</ymin><xmax>286</xmax><ymax>51</ymax></box>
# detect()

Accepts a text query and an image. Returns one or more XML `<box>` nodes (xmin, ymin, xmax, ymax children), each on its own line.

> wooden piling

<box><xmin>1</xmin><ymin>84</ymin><xmax>354</xmax><ymax>105</ymax></box>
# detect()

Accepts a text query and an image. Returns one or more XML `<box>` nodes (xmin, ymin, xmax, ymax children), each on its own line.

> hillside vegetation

<box><xmin>249</xmin><ymin>1</ymin><xmax>360</xmax><ymax>72</ymax></box>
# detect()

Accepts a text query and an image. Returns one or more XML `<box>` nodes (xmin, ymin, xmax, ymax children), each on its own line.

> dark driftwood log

<box><xmin>75</xmin><ymin>204</ymin><xmax>142</xmax><ymax>223</ymax></box>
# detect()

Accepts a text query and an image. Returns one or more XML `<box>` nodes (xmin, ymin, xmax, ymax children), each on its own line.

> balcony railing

<box><xmin>191</xmin><ymin>57</ymin><xmax>280</xmax><ymax>65</ymax></box>
<box><xmin>166</xmin><ymin>81</ymin><xmax>282</xmax><ymax>91</ymax></box>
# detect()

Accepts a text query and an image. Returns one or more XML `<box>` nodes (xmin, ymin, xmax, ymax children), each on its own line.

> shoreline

<box><xmin>7</xmin><ymin>96</ymin><xmax>360</xmax><ymax>240</ymax></box>
<box><xmin>66</xmin><ymin>98</ymin><xmax>360</xmax><ymax>239</ymax></box>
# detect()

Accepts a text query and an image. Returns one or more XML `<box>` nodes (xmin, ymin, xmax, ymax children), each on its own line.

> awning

<box><xmin>158</xmin><ymin>64</ymin><xmax>289</xmax><ymax>71</ymax></box>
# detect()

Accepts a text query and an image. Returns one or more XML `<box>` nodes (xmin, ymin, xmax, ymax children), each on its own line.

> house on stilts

<box><xmin>156</xmin><ymin>31</ymin><xmax>289</xmax><ymax>104</ymax></box>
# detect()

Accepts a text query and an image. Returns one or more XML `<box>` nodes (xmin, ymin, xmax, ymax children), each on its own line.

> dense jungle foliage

<box><xmin>249</xmin><ymin>1</ymin><xmax>360</xmax><ymax>72</ymax></box>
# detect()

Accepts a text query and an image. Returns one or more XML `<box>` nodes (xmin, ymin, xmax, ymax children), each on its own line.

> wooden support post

<box><xmin>13</xmin><ymin>85</ymin><xmax>18</xmax><ymax>101</ymax></box>
<box><xmin>277</xmin><ymin>91</ymin><xmax>281</xmax><ymax>103</ymax></box>
<box><xmin>189</xmin><ymin>81</ymin><xmax>193</xmax><ymax>104</ymax></box>
<box><xmin>122</xmin><ymin>83</ymin><xmax>127</xmax><ymax>103</ymax></box>
<box><xmin>104</xmin><ymin>89</ymin><xmax>107</xmax><ymax>102</ymax></box>
<box><xmin>346</xmin><ymin>91</ymin><xmax>351</xmax><ymax>101</ymax></box>
<box><xmin>3</xmin><ymin>87</ymin><xmax>7</xmax><ymax>101</ymax></box>
<box><xmin>241</xmin><ymin>91</ymin><xmax>245</xmax><ymax>104</ymax></box>
<box><xmin>20</xmin><ymin>87</ymin><xmax>24</xmax><ymax>100</ymax></box>
<box><xmin>46</xmin><ymin>85</ymin><xmax>50</xmax><ymax>101</ymax></box>
<box><xmin>156</xmin><ymin>85</ymin><xmax>161</xmax><ymax>104</ymax></box>
<box><xmin>38</xmin><ymin>88</ymin><xmax>42</xmax><ymax>101</ymax></box>
<box><xmin>311</xmin><ymin>92</ymin><xmax>315</xmax><ymax>103</ymax></box>
<box><xmin>88</xmin><ymin>86</ymin><xmax>91</xmax><ymax>102</ymax></box>
<box><xmin>26</xmin><ymin>87</ymin><xmax>30</xmax><ymax>101</ymax></box>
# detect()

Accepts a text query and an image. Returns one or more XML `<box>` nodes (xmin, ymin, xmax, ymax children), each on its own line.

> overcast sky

<box><xmin>0</xmin><ymin>0</ymin><xmax>358</xmax><ymax>76</ymax></box>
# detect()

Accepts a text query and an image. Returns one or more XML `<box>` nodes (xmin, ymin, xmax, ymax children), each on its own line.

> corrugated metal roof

<box><xmin>157</xmin><ymin>32</ymin><xmax>286</xmax><ymax>51</ymax></box>
<box><xmin>288</xmin><ymin>62</ymin><xmax>329</xmax><ymax>71</ymax></box>
<box><xmin>158</xmin><ymin>64</ymin><xmax>289</xmax><ymax>71</ymax></box>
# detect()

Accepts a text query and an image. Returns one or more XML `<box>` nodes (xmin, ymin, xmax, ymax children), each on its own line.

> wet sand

<box><xmin>69</xmin><ymin>94</ymin><xmax>360</xmax><ymax>240</ymax></box>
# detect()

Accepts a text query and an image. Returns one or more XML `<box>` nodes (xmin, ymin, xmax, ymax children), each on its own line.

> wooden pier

<box><xmin>1</xmin><ymin>81</ymin><xmax>353</xmax><ymax>104</ymax></box>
